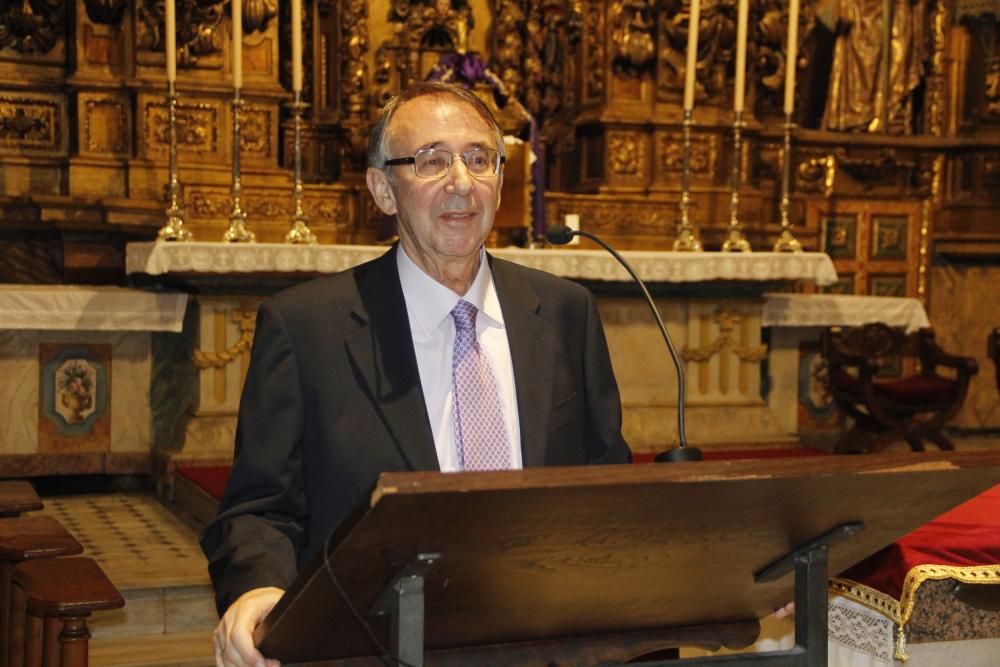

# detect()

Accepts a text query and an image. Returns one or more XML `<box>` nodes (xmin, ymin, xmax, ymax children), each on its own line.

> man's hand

<box><xmin>773</xmin><ymin>601</ymin><xmax>795</xmax><ymax>620</ymax></box>
<box><xmin>213</xmin><ymin>587</ymin><xmax>284</xmax><ymax>667</ymax></box>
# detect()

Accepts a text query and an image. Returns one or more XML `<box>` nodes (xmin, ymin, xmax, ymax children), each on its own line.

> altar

<box><xmin>125</xmin><ymin>241</ymin><xmax>839</xmax><ymax>459</ymax></box>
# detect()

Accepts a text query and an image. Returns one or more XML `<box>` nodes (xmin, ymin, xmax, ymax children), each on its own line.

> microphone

<box><xmin>546</xmin><ymin>225</ymin><xmax>702</xmax><ymax>462</ymax></box>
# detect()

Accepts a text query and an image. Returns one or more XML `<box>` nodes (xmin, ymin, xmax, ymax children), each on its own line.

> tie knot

<box><xmin>451</xmin><ymin>300</ymin><xmax>478</xmax><ymax>332</ymax></box>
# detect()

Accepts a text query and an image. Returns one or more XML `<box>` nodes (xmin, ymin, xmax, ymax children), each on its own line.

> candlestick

<box><xmin>733</xmin><ymin>0</ymin><xmax>749</xmax><ymax>112</ymax></box>
<box><xmin>673</xmin><ymin>109</ymin><xmax>703</xmax><ymax>252</ymax></box>
<box><xmin>291</xmin><ymin>0</ymin><xmax>303</xmax><ymax>92</ymax></box>
<box><xmin>285</xmin><ymin>92</ymin><xmax>316</xmax><ymax>244</ymax></box>
<box><xmin>783</xmin><ymin>0</ymin><xmax>799</xmax><ymax>115</ymax></box>
<box><xmin>224</xmin><ymin>88</ymin><xmax>255</xmax><ymax>243</ymax></box>
<box><xmin>774</xmin><ymin>113</ymin><xmax>802</xmax><ymax>252</ymax></box>
<box><xmin>165</xmin><ymin>0</ymin><xmax>176</xmax><ymax>82</ymax></box>
<box><xmin>683</xmin><ymin>0</ymin><xmax>701</xmax><ymax>111</ymax></box>
<box><xmin>157</xmin><ymin>81</ymin><xmax>191</xmax><ymax>242</ymax></box>
<box><xmin>722</xmin><ymin>110</ymin><xmax>751</xmax><ymax>252</ymax></box>
<box><xmin>232</xmin><ymin>0</ymin><xmax>242</xmax><ymax>89</ymax></box>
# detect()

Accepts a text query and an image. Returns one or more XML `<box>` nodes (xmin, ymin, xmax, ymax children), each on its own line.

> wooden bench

<box><xmin>9</xmin><ymin>558</ymin><xmax>124</xmax><ymax>667</ymax></box>
<box><xmin>0</xmin><ymin>482</ymin><xmax>43</xmax><ymax>518</ymax></box>
<box><xmin>0</xmin><ymin>516</ymin><xmax>82</xmax><ymax>667</ymax></box>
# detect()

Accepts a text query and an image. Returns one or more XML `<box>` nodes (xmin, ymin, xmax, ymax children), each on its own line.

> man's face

<box><xmin>366</xmin><ymin>94</ymin><xmax>503</xmax><ymax>273</ymax></box>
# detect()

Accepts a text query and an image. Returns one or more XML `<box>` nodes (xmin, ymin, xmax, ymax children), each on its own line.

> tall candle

<box><xmin>232</xmin><ymin>0</ymin><xmax>242</xmax><ymax>89</ymax></box>
<box><xmin>733</xmin><ymin>0</ymin><xmax>749</xmax><ymax>112</ymax></box>
<box><xmin>683</xmin><ymin>0</ymin><xmax>701</xmax><ymax>111</ymax></box>
<box><xmin>291</xmin><ymin>0</ymin><xmax>303</xmax><ymax>91</ymax></box>
<box><xmin>165</xmin><ymin>0</ymin><xmax>176</xmax><ymax>82</ymax></box>
<box><xmin>784</xmin><ymin>0</ymin><xmax>800</xmax><ymax>115</ymax></box>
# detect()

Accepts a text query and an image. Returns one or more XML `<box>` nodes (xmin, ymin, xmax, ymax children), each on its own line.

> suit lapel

<box><xmin>344</xmin><ymin>248</ymin><xmax>440</xmax><ymax>471</ymax></box>
<box><xmin>491</xmin><ymin>257</ymin><xmax>554</xmax><ymax>468</ymax></box>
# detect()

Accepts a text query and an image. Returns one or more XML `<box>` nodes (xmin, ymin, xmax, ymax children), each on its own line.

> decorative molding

<box><xmin>83</xmin><ymin>97</ymin><xmax>129</xmax><ymax>155</ymax></box>
<box><xmin>0</xmin><ymin>96</ymin><xmax>61</xmax><ymax>151</ymax></box>
<box><xmin>583</xmin><ymin>0</ymin><xmax>606</xmax><ymax>101</ymax></box>
<box><xmin>798</xmin><ymin>154</ymin><xmax>835</xmax><ymax>196</ymax></box>
<box><xmin>240</xmin><ymin>105</ymin><xmax>273</xmax><ymax>159</ymax></box>
<box><xmin>659</xmin><ymin>131</ymin><xmax>717</xmax><ymax>174</ymax></box>
<box><xmin>608</xmin><ymin>131</ymin><xmax>647</xmax><ymax>176</ymax></box>
<box><xmin>145</xmin><ymin>98</ymin><xmax>219</xmax><ymax>157</ymax></box>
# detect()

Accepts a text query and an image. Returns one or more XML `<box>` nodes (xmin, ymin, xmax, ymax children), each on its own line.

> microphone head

<box><xmin>545</xmin><ymin>225</ymin><xmax>577</xmax><ymax>245</ymax></box>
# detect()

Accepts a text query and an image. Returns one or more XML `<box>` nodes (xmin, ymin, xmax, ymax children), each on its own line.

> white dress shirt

<box><xmin>397</xmin><ymin>247</ymin><xmax>523</xmax><ymax>472</ymax></box>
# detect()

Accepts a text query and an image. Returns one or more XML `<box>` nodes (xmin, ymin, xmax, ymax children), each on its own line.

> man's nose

<box><xmin>446</xmin><ymin>156</ymin><xmax>474</xmax><ymax>193</ymax></box>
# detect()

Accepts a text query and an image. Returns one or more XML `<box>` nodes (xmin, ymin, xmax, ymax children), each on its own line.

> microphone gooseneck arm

<box><xmin>546</xmin><ymin>226</ymin><xmax>701</xmax><ymax>461</ymax></box>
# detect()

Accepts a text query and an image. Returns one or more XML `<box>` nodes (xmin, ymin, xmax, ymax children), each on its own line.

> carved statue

<box><xmin>0</xmin><ymin>0</ymin><xmax>66</xmax><ymax>54</ymax></box>
<box><xmin>816</xmin><ymin>0</ymin><xmax>930</xmax><ymax>133</ymax></box>
<box><xmin>657</xmin><ymin>0</ymin><xmax>735</xmax><ymax>103</ymax></box>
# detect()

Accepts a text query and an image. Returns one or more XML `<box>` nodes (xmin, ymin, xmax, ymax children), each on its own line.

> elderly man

<box><xmin>203</xmin><ymin>81</ymin><xmax>631</xmax><ymax>666</ymax></box>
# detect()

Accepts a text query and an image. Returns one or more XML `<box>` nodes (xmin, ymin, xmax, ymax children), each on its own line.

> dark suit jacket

<box><xmin>200</xmin><ymin>246</ymin><xmax>630</xmax><ymax>613</ymax></box>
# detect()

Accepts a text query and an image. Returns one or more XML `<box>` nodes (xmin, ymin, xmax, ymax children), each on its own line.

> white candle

<box><xmin>733</xmin><ymin>0</ymin><xmax>749</xmax><ymax>112</ymax></box>
<box><xmin>232</xmin><ymin>0</ymin><xmax>242</xmax><ymax>89</ymax></box>
<box><xmin>165</xmin><ymin>0</ymin><xmax>176</xmax><ymax>82</ymax></box>
<box><xmin>784</xmin><ymin>0</ymin><xmax>800</xmax><ymax>115</ymax></box>
<box><xmin>683</xmin><ymin>0</ymin><xmax>701</xmax><ymax>111</ymax></box>
<box><xmin>291</xmin><ymin>0</ymin><xmax>303</xmax><ymax>91</ymax></box>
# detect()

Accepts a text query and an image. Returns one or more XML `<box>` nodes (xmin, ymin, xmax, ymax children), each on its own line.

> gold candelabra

<box><xmin>223</xmin><ymin>88</ymin><xmax>256</xmax><ymax>243</ymax></box>
<box><xmin>157</xmin><ymin>81</ymin><xmax>192</xmax><ymax>242</ymax></box>
<box><xmin>721</xmin><ymin>110</ymin><xmax>751</xmax><ymax>252</ymax></box>
<box><xmin>673</xmin><ymin>109</ymin><xmax>703</xmax><ymax>252</ymax></box>
<box><xmin>774</xmin><ymin>113</ymin><xmax>803</xmax><ymax>252</ymax></box>
<box><xmin>285</xmin><ymin>91</ymin><xmax>316</xmax><ymax>244</ymax></box>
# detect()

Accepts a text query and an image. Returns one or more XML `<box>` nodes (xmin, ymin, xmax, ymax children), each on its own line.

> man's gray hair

<box><xmin>367</xmin><ymin>81</ymin><xmax>506</xmax><ymax>170</ymax></box>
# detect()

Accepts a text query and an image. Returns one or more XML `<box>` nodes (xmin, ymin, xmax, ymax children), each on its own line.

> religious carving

<box><xmin>754</xmin><ymin>0</ymin><xmax>812</xmax><ymax>114</ymax></box>
<box><xmin>240</xmin><ymin>0</ymin><xmax>277</xmax><ymax>33</ymax></box>
<box><xmin>240</xmin><ymin>106</ymin><xmax>271</xmax><ymax>158</ymax></box>
<box><xmin>492</xmin><ymin>1</ymin><xmax>529</xmax><ymax>105</ymax></box>
<box><xmin>798</xmin><ymin>154</ymin><xmax>836</xmax><ymax>195</ymax></box>
<box><xmin>194</xmin><ymin>306</ymin><xmax>257</xmax><ymax>370</ymax></box>
<box><xmin>657</xmin><ymin>0</ymin><xmax>735</xmax><ymax>104</ymax></box>
<box><xmin>608</xmin><ymin>131</ymin><xmax>646</xmax><ymax>175</ymax></box>
<box><xmin>147</xmin><ymin>100</ymin><xmax>218</xmax><ymax>155</ymax></box>
<box><xmin>833</xmin><ymin>148</ymin><xmax>917</xmax><ymax>189</ymax></box>
<box><xmin>583</xmin><ymin>0</ymin><xmax>606</xmax><ymax>100</ymax></box>
<box><xmin>531</xmin><ymin>1</ymin><xmax>582</xmax><ymax>144</ymax></box>
<box><xmin>681</xmin><ymin>305</ymin><xmax>768</xmax><ymax>363</ymax></box>
<box><xmin>83</xmin><ymin>0</ymin><xmax>128</xmax><ymax>25</ymax></box>
<box><xmin>960</xmin><ymin>11</ymin><xmax>1000</xmax><ymax>119</ymax></box>
<box><xmin>137</xmin><ymin>0</ymin><xmax>224</xmax><ymax>68</ymax></box>
<box><xmin>339</xmin><ymin>0</ymin><xmax>370</xmax><ymax>167</ymax></box>
<box><xmin>612</xmin><ymin>0</ymin><xmax>656</xmax><ymax>74</ymax></box>
<box><xmin>0</xmin><ymin>98</ymin><xmax>59</xmax><ymax>149</ymax></box>
<box><xmin>816</xmin><ymin>0</ymin><xmax>929</xmax><ymax>133</ymax></box>
<box><xmin>0</xmin><ymin>0</ymin><xmax>65</xmax><ymax>54</ymax></box>
<box><xmin>659</xmin><ymin>131</ymin><xmax>717</xmax><ymax>173</ymax></box>
<box><xmin>565</xmin><ymin>200</ymin><xmax>673</xmax><ymax>237</ymax></box>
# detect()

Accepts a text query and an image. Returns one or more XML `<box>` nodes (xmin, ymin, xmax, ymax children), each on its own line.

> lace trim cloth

<box><xmin>831</xmin><ymin>563</ymin><xmax>1000</xmax><ymax>661</ymax></box>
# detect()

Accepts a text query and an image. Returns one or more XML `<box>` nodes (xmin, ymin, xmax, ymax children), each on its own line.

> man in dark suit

<box><xmin>203</xmin><ymin>81</ymin><xmax>631</xmax><ymax>667</ymax></box>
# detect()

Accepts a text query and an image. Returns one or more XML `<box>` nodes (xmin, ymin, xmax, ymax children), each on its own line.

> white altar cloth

<box><xmin>0</xmin><ymin>285</ymin><xmax>188</xmax><ymax>332</ymax></box>
<box><xmin>762</xmin><ymin>294</ymin><xmax>931</xmax><ymax>333</ymax></box>
<box><xmin>126</xmin><ymin>242</ymin><xmax>838</xmax><ymax>285</ymax></box>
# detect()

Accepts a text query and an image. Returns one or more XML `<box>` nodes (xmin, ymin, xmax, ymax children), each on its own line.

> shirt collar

<box><xmin>397</xmin><ymin>246</ymin><xmax>505</xmax><ymax>336</ymax></box>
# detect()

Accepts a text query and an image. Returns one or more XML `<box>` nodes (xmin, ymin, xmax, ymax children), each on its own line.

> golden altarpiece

<box><xmin>0</xmin><ymin>0</ymin><xmax>998</xmax><ymax>474</ymax></box>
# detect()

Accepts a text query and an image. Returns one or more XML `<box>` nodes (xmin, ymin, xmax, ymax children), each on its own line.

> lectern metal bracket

<box><xmin>369</xmin><ymin>552</ymin><xmax>441</xmax><ymax>667</ymax></box>
<box><xmin>602</xmin><ymin>522</ymin><xmax>864</xmax><ymax>667</ymax></box>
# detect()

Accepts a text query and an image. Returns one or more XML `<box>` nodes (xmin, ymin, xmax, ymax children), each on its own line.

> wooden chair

<box><xmin>0</xmin><ymin>516</ymin><xmax>82</xmax><ymax>667</ymax></box>
<box><xmin>820</xmin><ymin>323</ymin><xmax>978</xmax><ymax>453</ymax></box>
<box><xmin>8</xmin><ymin>558</ymin><xmax>123</xmax><ymax>667</ymax></box>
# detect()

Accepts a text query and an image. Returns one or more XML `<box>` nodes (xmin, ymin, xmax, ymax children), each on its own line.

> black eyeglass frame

<box><xmin>383</xmin><ymin>148</ymin><xmax>506</xmax><ymax>179</ymax></box>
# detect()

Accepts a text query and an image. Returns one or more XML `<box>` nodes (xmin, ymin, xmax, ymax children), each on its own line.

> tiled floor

<box><xmin>40</xmin><ymin>492</ymin><xmax>210</xmax><ymax>589</ymax></box>
<box><xmin>37</xmin><ymin>493</ymin><xmax>217</xmax><ymax>665</ymax></box>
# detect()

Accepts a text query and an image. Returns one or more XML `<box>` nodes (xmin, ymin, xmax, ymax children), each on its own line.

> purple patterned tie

<box><xmin>451</xmin><ymin>300</ymin><xmax>512</xmax><ymax>471</ymax></box>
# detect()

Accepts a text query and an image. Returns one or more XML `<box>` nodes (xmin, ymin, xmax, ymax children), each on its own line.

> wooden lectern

<box><xmin>255</xmin><ymin>450</ymin><xmax>1000</xmax><ymax>666</ymax></box>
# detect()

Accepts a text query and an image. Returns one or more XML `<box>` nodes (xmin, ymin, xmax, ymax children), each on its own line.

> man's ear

<box><xmin>366</xmin><ymin>167</ymin><xmax>398</xmax><ymax>215</ymax></box>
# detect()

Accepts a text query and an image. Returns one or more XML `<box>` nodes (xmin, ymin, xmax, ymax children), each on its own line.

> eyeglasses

<box><xmin>384</xmin><ymin>148</ymin><xmax>505</xmax><ymax>179</ymax></box>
